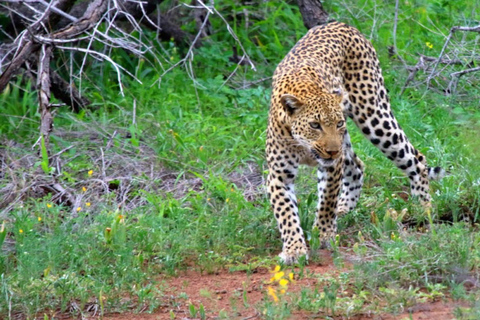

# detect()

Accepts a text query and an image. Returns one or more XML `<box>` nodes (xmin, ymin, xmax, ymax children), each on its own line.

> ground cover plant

<box><xmin>1</xmin><ymin>0</ymin><xmax>480</xmax><ymax>319</ymax></box>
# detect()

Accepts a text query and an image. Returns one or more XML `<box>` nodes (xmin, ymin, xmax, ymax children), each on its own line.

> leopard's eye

<box><xmin>310</xmin><ymin>122</ymin><xmax>321</xmax><ymax>130</ymax></box>
<box><xmin>337</xmin><ymin>120</ymin><xmax>345</xmax><ymax>128</ymax></box>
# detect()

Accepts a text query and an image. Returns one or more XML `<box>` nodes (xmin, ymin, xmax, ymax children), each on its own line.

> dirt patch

<box><xmin>44</xmin><ymin>250</ymin><xmax>468</xmax><ymax>320</ymax></box>
<box><xmin>96</xmin><ymin>251</ymin><xmax>466</xmax><ymax>320</ymax></box>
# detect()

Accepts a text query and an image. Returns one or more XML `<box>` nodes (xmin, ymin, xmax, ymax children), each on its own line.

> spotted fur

<box><xmin>266</xmin><ymin>21</ymin><xmax>444</xmax><ymax>264</ymax></box>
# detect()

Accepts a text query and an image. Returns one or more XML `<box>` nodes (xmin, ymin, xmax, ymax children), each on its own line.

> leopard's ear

<box><xmin>332</xmin><ymin>88</ymin><xmax>345</xmax><ymax>104</ymax></box>
<box><xmin>281</xmin><ymin>94</ymin><xmax>304</xmax><ymax>116</ymax></box>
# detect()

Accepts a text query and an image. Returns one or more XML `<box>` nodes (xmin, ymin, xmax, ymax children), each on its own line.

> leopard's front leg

<box><xmin>267</xmin><ymin>158</ymin><xmax>307</xmax><ymax>265</ymax></box>
<box><xmin>315</xmin><ymin>156</ymin><xmax>344</xmax><ymax>248</ymax></box>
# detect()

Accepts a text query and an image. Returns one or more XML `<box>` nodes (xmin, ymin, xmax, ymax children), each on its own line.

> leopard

<box><xmin>266</xmin><ymin>21</ymin><xmax>444</xmax><ymax>265</ymax></box>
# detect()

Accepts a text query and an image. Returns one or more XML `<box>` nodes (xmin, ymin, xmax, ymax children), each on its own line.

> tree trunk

<box><xmin>296</xmin><ymin>0</ymin><xmax>329</xmax><ymax>29</ymax></box>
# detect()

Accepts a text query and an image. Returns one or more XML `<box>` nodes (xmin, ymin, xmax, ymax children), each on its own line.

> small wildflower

<box><xmin>289</xmin><ymin>272</ymin><xmax>294</xmax><ymax>281</ymax></box>
<box><xmin>19</xmin><ymin>229</ymin><xmax>23</xmax><ymax>234</ymax></box>
<box><xmin>82</xmin><ymin>187</ymin><xmax>87</xmax><ymax>192</ymax></box>
<box><xmin>106</xmin><ymin>227</ymin><xmax>111</xmax><ymax>233</ymax></box>
<box><xmin>279</xmin><ymin>278</ymin><xmax>289</xmax><ymax>287</ymax></box>
<box><xmin>280</xmin><ymin>289</ymin><xmax>286</xmax><ymax>294</ymax></box>
<box><xmin>46</xmin><ymin>203</ymin><xmax>52</xmax><ymax>208</ymax></box>
<box><xmin>273</xmin><ymin>265</ymin><xmax>281</xmax><ymax>273</ymax></box>
<box><xmin>38</xmin><ymin>216</ymin><xmax>42</xmax><ymax>222</ymax></box>
<box><xmin>273</xmin><ymin>271</ymin><xmax>285</xmax><ymax>281</ymax></box>
<box><xmin>77</xmin><ymin>207</ymin><xmax>82</xmax><ymax>212</ymax></box>
<box><xmin>391</xmin><ymin>232</ymin><xmax>396</xmax><ymax>240</ymax></box>
<box><xmin>199</xmin><ymin>146</ymin><xmax>204</xmax><ymax>151</ymax></box>
<box><xmin>267</xmin><ymin>286</ymin><xmax>279</xmax><ymax>302</ymax></box>
<box><xmin>88</xmin><ymin>170</ymin><xmax>93</xmax><ymax>176</ymax></box>
<box><xmin>207</xmin><ymin>198</ymin><xmax>211</xmax><ymax>201</ymax></box>
<box><xmin>426</xmin><ymin>42</ymin><xmax>433</xmax><ymax>49</ymax></box>
<box><xmin>226</xmin><ymin>198</ymin><xmax>230</xmax><ymax>203</ymax></box>
<box><xmin>231</xmin><ymin>188</ymin><xmax>234</xmax><ymax>192</ymax></box>
<box><xmin>86</xmin><ymin>202</ymin><xmax>91</xmax><ymax>207</ymax></box>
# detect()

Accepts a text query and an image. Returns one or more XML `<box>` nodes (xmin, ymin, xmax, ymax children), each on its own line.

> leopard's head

<box><xmin>281</xmin><ymin>90</ymin><xmax>346</xmax><ymax>167</ymax></box>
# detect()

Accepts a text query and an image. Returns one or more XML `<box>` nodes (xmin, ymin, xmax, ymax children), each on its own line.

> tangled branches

<box><xmin>401</xmin><ymin>24</ymin><xmax>480</xmax><ymax>97</ymax></box>
<box><xmin>0</xmin><ymin>0</ymin><xmax>257</xmax><ymax>213</ymax></box>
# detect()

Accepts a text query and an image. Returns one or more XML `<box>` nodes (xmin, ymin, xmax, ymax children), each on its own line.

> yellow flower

<box><xmin>279</xmin><ymin>278</ymin><xmax>289</xmax><ymax>287</ymax></box>
<box><xmin>86</xmin><ymin>202</ymin><xmax>91</xmax><ymax>207</ymax></box>
<box><xmin>88</xmin><ymin>170</ymin><xmax>93</xmax><ymax>176</ymax></box>
<box><xmin>199</xmin><ymin>146</ymin><xmax>204</xmax><ymax>151</ymax></box>
<box><xmin>426</xmin><ymin>42</ymin><xmax>433</xmax><ymax>49</ymax></box>
<box><xmin>82</xmin><ymin>187</ymin><xmax>87</xmax><ymax>192</ymax></box>
<box><xmin>226</xmin><ymin>198</ymin><xmax>229</xmax><ymax>203</ymax></box>
<box><xmin>280</xmin><ymin>289</ymin><xmax>286</xmax><ymax>294</ymax></box>
<box><xmin>289</xmin><ymin>272</ymin><xmax>294</xmax><ymax>281</ymax></box>
<box><xmin>267</xmin><ymin>286</ymin><xmax>279</xmax><ymax>302</ymax></box>
<box><xmin>46</xmin><ymin>203</ymin><xmax>52</xmax><ymax>208</ymax></box>
<box><xmin>273</xmin><ymin>271</ymin><xmax>284</xmax><ymax>281</ymax></box>
<box><xmin>38</xmin><ymin>217</ymin><xmax>42</xmax><ymax>222</ymax></box>
<box><xmin>77</xmin><ymin>207</ymin><xmax>82</xmax><ymax>212</ymax></box>
<box><xmin>19</xmin><ymin>229</ymin><xmax>23</xmax><ymax>234</ymax></box>
<box><xmin>273</xmin><ymin>265</ymin><xmax>281</xmax><ymax>273</ymax></box>
<box><xmin>207</xmin><ymin>198</ymin><xmax>211</xmax><ymax>201</ymax></box>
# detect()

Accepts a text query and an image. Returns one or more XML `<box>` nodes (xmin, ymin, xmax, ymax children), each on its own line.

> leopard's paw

<box><xmin>279</xmin><ymin>245</ymin><xmax>308</xmax><ymax>265</ymax></box>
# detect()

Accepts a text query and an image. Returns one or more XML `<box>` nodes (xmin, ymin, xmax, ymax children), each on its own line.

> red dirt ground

<box><xmin>93</xmin><ymin>251</ymin><xmax>466</xmax><ymax>320</ymax></box>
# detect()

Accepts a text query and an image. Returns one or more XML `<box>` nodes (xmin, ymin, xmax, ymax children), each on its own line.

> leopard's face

<box><xmin>281</xmin><ymin>93</ymin><xmax>346</xmax><ymax>167</ymax></box>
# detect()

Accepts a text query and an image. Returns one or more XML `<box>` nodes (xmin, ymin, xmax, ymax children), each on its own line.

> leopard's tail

<box><xmin>427</xmin><ymin>166</ymin><xmax>446</xmax><ymax>181</ymax></box>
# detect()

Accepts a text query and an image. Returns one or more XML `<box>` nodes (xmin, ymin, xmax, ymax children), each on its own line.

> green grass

<box><xmin>1</xmin><ymin>0</ymin><xmax>480</xmax><ymax>318</ymax></box>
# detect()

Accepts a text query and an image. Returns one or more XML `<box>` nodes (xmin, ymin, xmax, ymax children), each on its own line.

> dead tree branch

<box><xmin>426</xmin><ymin>24</ymin><xmax>480</xmax><ymax>89</ymax></box>
<box><xmin>399</xmin><ymin>23</ymin><xmax>480</xmax><ymax>97</ymax></box>
<box><xmin>447</xmin><ymin>66</ymin><xmax>480</xmax><ymax>95</ymax></box>
<box><xmin>37</xmin><ymin>44</ymin><xmax>53</xmax><ymax>146</ymax></box>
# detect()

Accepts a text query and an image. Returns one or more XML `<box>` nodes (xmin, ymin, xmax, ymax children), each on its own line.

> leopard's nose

<box><xmin>326</xmin><ymin>150</ymin><xmax>339</xmax><ymax>157</ymax></box>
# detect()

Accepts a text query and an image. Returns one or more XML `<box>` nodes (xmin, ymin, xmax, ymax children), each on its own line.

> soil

<box><xmin>94</xmin><ymin>250</ymin><xmax>466</xmax><ymax>320</ymax></box>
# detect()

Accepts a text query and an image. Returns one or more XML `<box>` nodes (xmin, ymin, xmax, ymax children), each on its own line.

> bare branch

<box><xmin>52</xmin><ymin>0</ymin><xmax>108</xmax><ymax>39</ymax></box>
<box><xmin>37</xmin><ymin>44</ymin><xmax>53</xmax><ymax>147</ymax></box>
<box><xmin>0</xmin><ymin>0</ymin><xmax>75</xmax><ymax>93</ymax></box>
<box><xmin>392</xmin><ymin>0</ymin><xmax>407</xmax><ymax>69</ymax></box>
<box><xmin>56</xmin><ymin>45</ymin><xmax>144</xmax><ymax>96</ymax></box>
<box><xmin>398</xmin><ymin>22</ymin><xmax>480</xmax><ymax>97</ymax></box>
<box><xmin>212</xmin><ymin>6</ymin><xmax>256</xmax><ymax>72</ymax></box>
<box><xmin>37</xmin><ymin>0</ymin><xmax>78</xmax><ymax>22</ymax></box>
<box><xmin>447</xmin><ymin>66</ymin><xmax>480</xmax><ymax>95</ymax></box>
<box><xmin>426</xmin><ymin>25</ymin><xmax>480</xmax><ymax>88</ymax></box>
